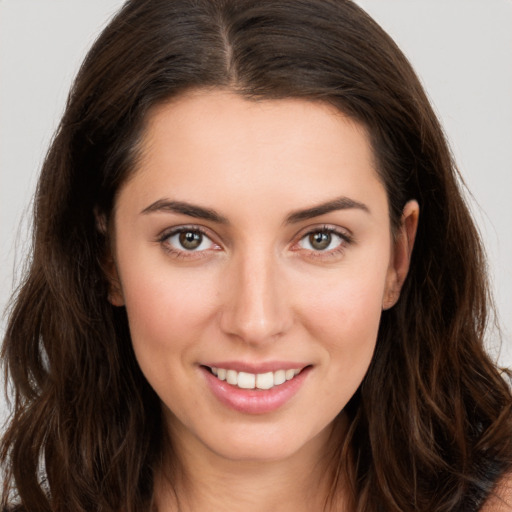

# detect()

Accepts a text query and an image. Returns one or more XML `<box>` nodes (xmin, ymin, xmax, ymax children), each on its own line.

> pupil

<box><xmin>179</xmin><ymin>231</ymin><xmax>202</xmax><ymax>250</ymax></box>
<box><xmin>309</xmin><ymin>232</ymin><xmax>331</xmax><ymax>250</ymax></box>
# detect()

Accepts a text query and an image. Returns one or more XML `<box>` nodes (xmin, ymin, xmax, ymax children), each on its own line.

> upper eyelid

<box><xmin>294</xmin><ymin>224</ymin><xmax>353</xmax><ymax>242</ymax></box>
<box><xmin>157</xmin><ymin>224</ymin><xmax>216</xmax><ymax>242</ymax></box>
<box><xmin>156</xmin><ymin>223</ymin><xmax>353</xmax><ymax>251</ymax></box>
<box><xmin>158</xmin><ymin>226</ymin><xmax>220</xmax><ymax>257</ymax></box>
<box><xmin>158</xmin><ymin>225</ymin><xmax>219</xmax><ymax>251</ymax></box>
<box><xmin>287</xmin><ymin>226</ymin><xmax>353</xmax><ymax>258</ymax></box>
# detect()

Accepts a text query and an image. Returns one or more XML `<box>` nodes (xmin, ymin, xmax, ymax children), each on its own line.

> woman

<box><xmin>1</xmin><ymin>0</ymin><xmax>511</xmax><ymax>511</ymax></box>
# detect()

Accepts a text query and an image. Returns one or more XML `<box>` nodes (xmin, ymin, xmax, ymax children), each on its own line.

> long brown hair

<box><xmin>2</xmin><ymin>1</ymin><xmax>511</xmax><ymax>511</ymax></box>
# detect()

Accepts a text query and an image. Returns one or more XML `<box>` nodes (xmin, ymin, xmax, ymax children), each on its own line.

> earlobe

<box><xmin>95</xmin><ymin>208</ymin><xmax>125</xmax><ymax>307</ymax></box>
<box><xmin>107</xmin><ymin>264</ymin><xmax>125</xmax><ymax>307</ymax></box>
<box><xmin>383</xmin><ymin>200</ymin><xmax>419</xmax><ymax>310</ymax></box>
<box><xmin>103</xmin><ymin>252</ymin><xmax>125</xmax><ymax>306</ymax></box>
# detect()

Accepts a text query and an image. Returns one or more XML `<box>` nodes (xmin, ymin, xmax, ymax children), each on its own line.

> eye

<box><xmin>297</xmin><ymin>228</ymin><xmax>348</xmax><ymax>252</ymax></box>
<box><xmin>162</xmin><ymin>228</ymin><xmax>217</xmax><ymax>253</ymax></box>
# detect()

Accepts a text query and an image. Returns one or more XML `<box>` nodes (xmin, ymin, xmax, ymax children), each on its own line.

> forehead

<box><xmin>117</xmin><ymin>89</ymin><xmax>387</xmax><ymax>224</ymax></box>
<box><xmin>141</xmin><ymin>90</ymin><xmax>371</xmax><ymax>156</ymax></box>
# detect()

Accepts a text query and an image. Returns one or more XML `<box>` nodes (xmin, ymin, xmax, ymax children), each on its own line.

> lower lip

<box><xmin>202</xmin><ymin>366</ymin><xmax>311</xmax><ymax>414</ymax></box>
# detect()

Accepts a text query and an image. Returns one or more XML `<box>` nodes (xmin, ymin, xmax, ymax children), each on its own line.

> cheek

<box><xmin>329</xmin><ymin>287</ymin><xmax>383</xmax><ymax>373</ymax></box>
<box><xmin>296</xmin><ymin>261</ymin><xmax>388</xmax><ymax>385</ymax></box>
<box><xmin>118</xmin><ymin>261</ymin><xmax>219</xmax><ymax>373</ymax></box>
<box><xmin>300</xmin><ymin>260</ymin><xmax>388</xmax><ymax>336</ymax></box>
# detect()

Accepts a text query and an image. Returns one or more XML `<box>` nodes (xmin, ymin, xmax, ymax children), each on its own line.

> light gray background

<box><xmin>1</xmin><ymin>1</ymin><xmax>511</xmax><ymax>423</ymax></box>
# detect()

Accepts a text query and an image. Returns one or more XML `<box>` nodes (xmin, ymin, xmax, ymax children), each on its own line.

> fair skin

<box><xmin>108</xmin><ymin>89</ymin><xmax>419</xmax><ymax>511</ymax></box>
<box><xmin>483</xmin><ymin>483</ymin><xmax>512</xmax><ymax>512</ymax></box>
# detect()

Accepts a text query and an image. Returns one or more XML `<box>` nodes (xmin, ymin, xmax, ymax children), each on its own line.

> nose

<box><xmin>219</xmin><ymin>248</ymin><xmax>293</xmax><ymax>345</ymax></box>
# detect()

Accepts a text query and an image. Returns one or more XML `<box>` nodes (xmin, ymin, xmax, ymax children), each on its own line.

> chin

<box><xmin>192</xmin><ymin>418</ymin><xmax>334</xmax><ymax>464</ymax></box>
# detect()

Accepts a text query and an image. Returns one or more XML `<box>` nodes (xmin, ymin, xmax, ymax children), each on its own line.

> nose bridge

<box><xmin>220</xmin><ymin>244</ymin><xmax>290</xmax><ymax>344</ymax></box>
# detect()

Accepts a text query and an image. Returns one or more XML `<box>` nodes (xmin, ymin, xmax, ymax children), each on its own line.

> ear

<box><xmin>382</xmin><ymin>200</ymin><xmax>419</xmax><ymax>310</ymax></box>
<box><xmin>104</xmin><ymin>258</ymin><xmax>125</xmax><ymax>307</ymax></box>
<box><xmin>95</xmin><ymin>209</ymin><xmax>125</xmax><ymax>307</ymax></box>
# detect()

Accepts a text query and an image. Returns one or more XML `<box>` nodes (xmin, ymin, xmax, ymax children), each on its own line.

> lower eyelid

<box><xmin>157</xmin><ymin>226</ymin><xmax>351</xmax><ymax>258</ymax></box>
<box><xmin>158</xmin><ymin>227</ymin><xmax>218</xmax><ymax>252</ymax></box>
<box><xmin>298</xmin><ymin>229</ymin><xmax>351</xmax><ymax>249</ymax></box>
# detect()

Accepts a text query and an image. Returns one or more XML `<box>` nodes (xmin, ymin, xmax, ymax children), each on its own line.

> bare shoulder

<box><xmin>481</xmin><ymin>472</ymin><xmax>512</xmax><ymax>512</ymax></box>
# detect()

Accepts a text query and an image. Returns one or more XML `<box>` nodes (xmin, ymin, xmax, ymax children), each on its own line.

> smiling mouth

<box><xmin>206</xmin><ymin>366</ymin><xmax>304</xmax><ymax>390</ymax></box>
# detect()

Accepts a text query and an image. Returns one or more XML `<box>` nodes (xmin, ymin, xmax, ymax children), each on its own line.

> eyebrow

<box><xmin>285</xmin><ymin>196</ymin><xmax>370</xmax><ymax>224</ymax></box>
<box><xmin>140</xmin><ymin>195</ymin><xmax>369</xmax><ymax>225</ymax></box>
<box><xmin>140</xmin><ymin>199</ymin><xmax>229</xmax><ymax>224</ymax></box>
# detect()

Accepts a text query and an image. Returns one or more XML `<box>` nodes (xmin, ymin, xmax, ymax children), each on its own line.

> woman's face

<box><xmin>110</xmin><ymin>90</ymin><xmax>417</xmax><ymax>463</ymax></box>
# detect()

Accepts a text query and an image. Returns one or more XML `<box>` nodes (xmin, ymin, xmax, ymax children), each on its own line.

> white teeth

<box><xmin>237</xmin><ymin>372</ymin><xmax>256</xmax><ymax>389</ymax></box>
<box><xmin>226</xmin><ymin>369</ymin><xmax>238</xmax><ymax>385</ymax></box>
<box><xmin>285</xmin><ymin>369</ymin><xmax>295</xmax><ymax>380</ymax></box>
<box><xmin>210</xmin><ymin>366</ymin><xmax>303</xmax><ymax>390</ymax></box>
<box><xmin>256</xmin><ymin>372</ymin><xmax>274</xmax><ymax>390</ymax></box>
<box><xmin>274</xmin><ymin>369</ymin><xmax>286</xmax><ymax>386</ymax></box>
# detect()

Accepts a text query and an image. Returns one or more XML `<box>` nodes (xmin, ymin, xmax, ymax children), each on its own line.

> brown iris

<box><xmin>179</xmin><ymin>231</ymin><xmax>202</xmax><ymax>250</ymax></box>
<box><xmin>309</xmin><ymin>231</ymin><xmax>332</xmax><ymax>250</ymax></box>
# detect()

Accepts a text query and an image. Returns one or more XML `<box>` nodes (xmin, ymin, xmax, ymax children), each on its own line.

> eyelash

<box><xmin>157</xmin><ymin>225</ymin><xmax>353</xmax><ymax>260</ymax></box>
<box><xmin>157</xmin><ymin>226</ymin><xmax>220</xmax><ymax>259</ymax></box>
<box><xmin>293</xmin><ymin>225</ymin><xmax>353</xmax><ymax>259</ymax></box>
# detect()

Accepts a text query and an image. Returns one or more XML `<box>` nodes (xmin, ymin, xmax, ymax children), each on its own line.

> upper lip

<box><xmin>201</xmin><ymin>361</ymin><xmax>310</xmax><ymax>373</ymax></box>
